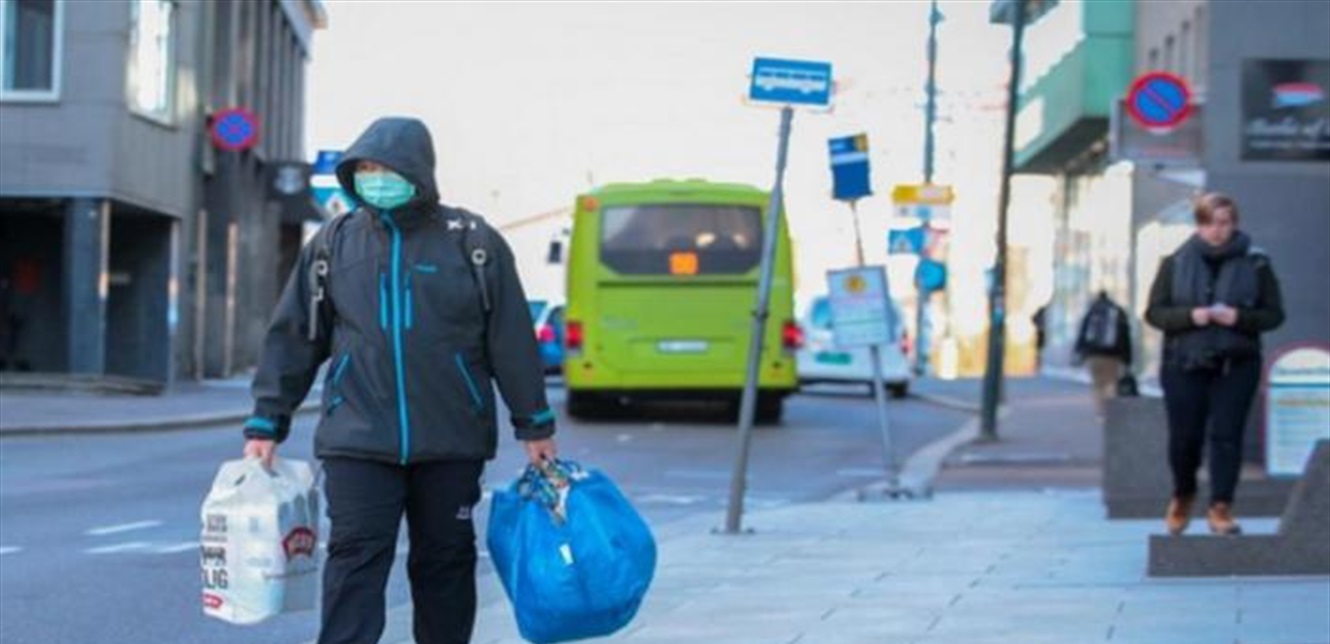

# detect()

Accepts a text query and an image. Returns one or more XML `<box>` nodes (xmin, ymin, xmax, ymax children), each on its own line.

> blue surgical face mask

<box><xmin>354</xmin><ymin>171</ymin><xmax>417</xmax><ymax>210</ymax></box>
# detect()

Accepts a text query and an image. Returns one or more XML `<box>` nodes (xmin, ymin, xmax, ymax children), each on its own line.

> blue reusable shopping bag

<box><xmin>487</xmin><ymin>460</ymin><xmax>656</xmax><ymax>644</ymax></box>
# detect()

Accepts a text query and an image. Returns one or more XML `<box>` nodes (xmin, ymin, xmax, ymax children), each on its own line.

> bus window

<box><xmin>600</xmin><ymin>204</ymin><xmax>762</xmax><ymax>275</ymax></box>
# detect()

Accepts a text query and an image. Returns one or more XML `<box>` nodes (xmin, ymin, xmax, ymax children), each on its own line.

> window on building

<box><xmin>130</xmin><ymin>0</ymin><xmax>176</xmax><ymax>121</ymax></box>
<box><xmin>1148</xmin><ymin>48</ymin><xmax>1159</xmax><ymax>72</ymax></box>
<box><xmin>1179</xmin><ymin>22</ymin><xmax>1191</xmax><ymax>81</ymax></box>
<box><xmin>1163</xmin><ymin>35</ymin><xmax>1176</xmax><ymax>74</ymax></box>
<box><xmin>0</xmin><ymin>0</ymin><xmax>62</xmax><ymax>100</ymax></box>
<box><xmin>1194</xmin><ymin>6</ymin><xmax>1207</xmax><ymax>91</ymax></box>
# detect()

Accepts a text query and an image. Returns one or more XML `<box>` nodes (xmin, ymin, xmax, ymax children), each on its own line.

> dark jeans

<box><xmin>319</xmin><ymin>458</ymin><xmax>484</xmax><ymax>644</ymax></box>
<box><xmin>1160</xmin><ymin>357</ymin><xmax>1261</xmax><ymax>505</ymax></box>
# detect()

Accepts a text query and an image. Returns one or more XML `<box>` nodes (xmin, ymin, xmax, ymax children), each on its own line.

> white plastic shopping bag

<box><xmin>200</xmin><ymin>458</ymin><xmax>321</xmax><ymax>625</ymax></box>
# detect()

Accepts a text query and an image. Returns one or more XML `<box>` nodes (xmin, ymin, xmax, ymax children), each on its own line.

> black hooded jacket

<box><xmin>244</xmin><ymin>117</ymin><xmax>555</xmax><ymax>465</ymax></box>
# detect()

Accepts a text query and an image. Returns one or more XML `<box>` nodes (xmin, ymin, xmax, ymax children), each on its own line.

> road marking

<box><xmin>153</xmin><ymin>541</ymin><xmax>200</xmax><ymax>554</ymax></box>
<box><xmin>85</xmin><ymin>520</ymin><xmax>163</xmax><ymax>536</ymax></box>
<box><xmin>616</xmin><ymin>433</ymin><xmax>634</xmax><ymax>444</ymax></box>
<box><xmin>86</xmin><ymin>541</ymin><xmax>153</xmax><ymax>555</ymax></box>
<box><xmin>0</xmin><ymin>546</ymin><xmax>21</xmax><ymax>555</ymax></box>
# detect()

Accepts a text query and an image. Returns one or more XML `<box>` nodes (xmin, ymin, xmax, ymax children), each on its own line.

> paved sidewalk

<box><xmin>0</xmin><ymin>374</ymin><xmax>319</xmax><ymax>435</ymax></box>
<box><xmin>380</xmin><ymin>377</ymin><xmax>1329</xmax><ymax>644</ymax></box>
<box><xmin>443</xmin><ymin>491</ymin><xmax>1328</xmax><ymax>644</ymax></box>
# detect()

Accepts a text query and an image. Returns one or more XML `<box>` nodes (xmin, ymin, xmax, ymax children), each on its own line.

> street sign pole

<box><xmin>725</xmin><ymin>104</ymin><xmax>794</xmax><ymax>535</ymax></box>
<box><xmin>916</xmin><ymin>0</ymin><xmax>942</xmax><ymax>377</ymax></box>
<box><xmin>981</xmin><ymin>0</ymin><xmax>1028</xmax><ymax>441</ymax></box>
<box><xmin>849</xmin><ymin>200</ymin><xmax>901</xmax><ymax>494</ymax></box>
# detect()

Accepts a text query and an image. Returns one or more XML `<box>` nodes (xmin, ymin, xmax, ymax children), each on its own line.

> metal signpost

<box><xmin>891</xmin><ymin>183</ymin><xmax>953</xmax><ymax>376</ymax></box>
<box><xmin>724</xmin><ymin>57</ymin><xmax>832</xmax><ymax>535</ymax></box>
<box><xmin>826</xmin><ymin>133</ymin><xmax>905</xmax><ymax>497</ymax></box>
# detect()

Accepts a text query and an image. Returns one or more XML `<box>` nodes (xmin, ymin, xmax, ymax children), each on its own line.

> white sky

<box><xmin>306</xmin><ymin>1</ymin><xmax>1036</xmax><ymax>313</ymax></box>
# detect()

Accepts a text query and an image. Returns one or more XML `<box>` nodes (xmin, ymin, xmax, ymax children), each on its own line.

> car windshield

<box><xmin>599</xmin><ymin>203</ymin><xmax>762</xmax><ymax>275</ymax></box>
<box><xmin>527</xmin><ymin>300</ymin><xmax>547</xmax><ymax>322</ymax></box>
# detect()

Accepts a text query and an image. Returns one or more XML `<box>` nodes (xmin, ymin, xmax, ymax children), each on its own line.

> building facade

<box><xmin>1006</xmin><ymin>0</ymin><xmax>1330</xmax><ymax>459</ymax></box>
<box><xmin>0</xmin><ymin>0</ymin><xmax>325</xmax><ymax>384</ymax></box>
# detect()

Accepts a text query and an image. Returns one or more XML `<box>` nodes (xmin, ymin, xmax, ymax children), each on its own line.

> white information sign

<box><xmin>1265</xmin><ymin>346</ymin><xmax>1330</xmax><ymax>477</ymax></box>
<box><xmin>826</xmin><ymin>266</ymin><xmax>892</xmax><ymax>348</ymax></box>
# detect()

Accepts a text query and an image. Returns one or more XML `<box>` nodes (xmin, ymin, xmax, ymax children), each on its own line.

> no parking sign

<box><xmin>1125</xmin><ymin>72</ymin><xmax>1192</xmax><ymax>130</ymax></box>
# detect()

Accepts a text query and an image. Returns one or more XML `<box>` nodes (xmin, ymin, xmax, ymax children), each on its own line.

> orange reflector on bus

<box><xmin>579</xmin><ymin>196</ymin><xmax>599</xmax><ymax>212</ymax></box>
<box><xmin>669</xmin><ymin>252</ymin><xmax>699</xmax><ymax>276</ymax></box>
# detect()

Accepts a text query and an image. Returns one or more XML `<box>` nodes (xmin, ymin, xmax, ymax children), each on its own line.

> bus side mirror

<box><xmin>547</xmin><ymin>239</ymin><xmax>564</xmax><ymax>265</ymax></box>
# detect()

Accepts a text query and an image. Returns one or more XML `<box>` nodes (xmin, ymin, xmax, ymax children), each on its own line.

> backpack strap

<box><xmin>307</xmin><ymin>212</ymin><xmax>351</xmax><ymax>342</ymax></box>
<box><xmin>455</xmin><ymin>210</ymin><xmax>493</xmax><ymax>314</ymax></box>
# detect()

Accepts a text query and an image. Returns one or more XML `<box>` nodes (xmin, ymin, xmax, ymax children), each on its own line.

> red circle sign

<box><xmin>210</xmin><ymin>107</ymin><xmax>260</xmax><ymax>152</ymax></box>
<box><xmin>1125</xmin><ymin>71</ymin><xmax>1192</xmax><ymax>130</ymax></box>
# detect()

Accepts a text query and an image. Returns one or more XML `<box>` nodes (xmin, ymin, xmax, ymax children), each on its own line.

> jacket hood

<box><xmin>336</xmin><ymin>117</ymin><xmax>440</xmax><ymax>213</ymax></box>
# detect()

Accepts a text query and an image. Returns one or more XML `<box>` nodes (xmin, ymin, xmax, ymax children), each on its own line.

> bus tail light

<box><xmin>781</xmin><ymin>320</ymin><xmax>803</xmax><ymax>351</ymax></box>
<box><xmin>566</xmin><ymin>320</ymin><xmax>584</xmax><ymax>351</ymax></box>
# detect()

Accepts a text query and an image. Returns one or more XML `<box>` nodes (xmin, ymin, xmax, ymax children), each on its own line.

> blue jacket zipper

<box><xmin>381</xmin><ymin>212</ymin><xmax>412</xmax><ymax>464</ymax></box>
<box><xmin>327</xmin><ymin>353</ymin><xmax>350</xmax><ymax>413</ymax></box>
<box><xmin>455</xmin><ymin>353</ymin><xmax>484</xmax><ymax>411</ymax></box>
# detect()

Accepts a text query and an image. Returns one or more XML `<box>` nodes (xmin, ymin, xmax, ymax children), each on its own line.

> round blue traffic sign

<box><xmin>210</xmin><ymin>107</ymin><xmax>260</xmax><ymax>152</ymax></box>
<box><xmin>1126</xmin><ymin>72</ymin><xmax>1192</xmax><ymax>129</ymax></box>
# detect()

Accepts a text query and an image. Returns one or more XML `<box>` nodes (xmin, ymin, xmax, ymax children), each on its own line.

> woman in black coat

<box><xmin>1145</xmin><ymin>192</ymin><xmax>1284</xmax><ymax>536</ymax></box>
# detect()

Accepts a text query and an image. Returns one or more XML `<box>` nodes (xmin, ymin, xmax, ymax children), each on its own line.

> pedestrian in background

<box><xmin>1074</xmin><ymin>291</ymin><xmax>1133</xmax><ymax>419</ymax></box>
<box><xmin>1031</xmin><ymin>303</ymin><xmax>1049</xmax><ymax>370</ymax></box>
<box><xmin>242</xmin><ymin>117</ymin><xmax>559</xmax><ymax>644</ymax></box>
<box><xmin>1145</xmin><ymin>192</ymin><xmax>1284</xmax><ymax>537</ymax></box>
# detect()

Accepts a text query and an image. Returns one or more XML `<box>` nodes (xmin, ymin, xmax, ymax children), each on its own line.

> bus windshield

<box><xmin>599</xmin><ymin>204</ymin><xmax>762</xmax><ymax>276</ymax></box>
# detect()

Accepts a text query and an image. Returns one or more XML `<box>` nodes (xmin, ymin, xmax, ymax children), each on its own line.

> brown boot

<box><xmin>1207</xmin><ymin>502</ymin><xmax>1243</xmax><ymax>536</ymax></box>
<box><xmin>1165</xmin><ymin>495</ymin><xmax>1194</xmax><ymax>536</ymax></box>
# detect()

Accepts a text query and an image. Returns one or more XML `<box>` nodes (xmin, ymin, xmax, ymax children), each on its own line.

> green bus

<box><xmin>562</xmin><ymin>179</ymin><xmax>800</xmax><ymax>423</ymax></box>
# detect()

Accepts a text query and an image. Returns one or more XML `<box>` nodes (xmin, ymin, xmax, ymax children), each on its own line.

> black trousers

<box><xmin>1160</xmin><ymin>357</ymin><xmax>1261</xmax><ymax>505</ymax></box>
<box><xmin>319</xmin><ymin>458</ymin><xmax>484</xmax><ymax>644</ymax></box>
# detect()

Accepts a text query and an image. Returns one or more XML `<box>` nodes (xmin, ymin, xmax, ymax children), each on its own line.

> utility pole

<box><xmin>980</xmin><ymin>0</ymin><xmax>1028</xmax><ymax>441</ymax></box>
<box><xmin>915</xmin><ymin>0</ymin><xmax>942</xmax><ymax>376</ymax></box>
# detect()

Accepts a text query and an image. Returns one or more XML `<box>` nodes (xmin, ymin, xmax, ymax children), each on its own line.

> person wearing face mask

<box><xmin>1145</xmin><ymin>192</ymin><xmax>1284</xmax><ymax>537</ymax></box>
<box><xmin>241</xmin><ymin>117</ymin><xmax>558</xmax><ymax>644</ymax></box>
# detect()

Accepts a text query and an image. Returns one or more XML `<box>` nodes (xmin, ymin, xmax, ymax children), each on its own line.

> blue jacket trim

<box><xmin>244</xmin><ymin>416</ymin><xmax>277</xmax><ymax>435</ymax></box>
<box><xmin>382</xmin><ymin>212</ymin><xmax>412</xmax><ymax>465</ymax></box>
<box><xmin>455</xmin><ymin>353</ymin><xmax>484</xmax><ymax>410</ymax></box>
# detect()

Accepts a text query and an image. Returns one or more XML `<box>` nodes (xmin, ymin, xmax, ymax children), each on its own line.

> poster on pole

<box><xmin>1264</xmin><ymin>345</ymin><xmax>1330</xmax><ymax>477</ymax></box>
<box><xmin>826</xmin><ymin>266</ymin><xmax>892</xmax><ymax>348</ymax></box>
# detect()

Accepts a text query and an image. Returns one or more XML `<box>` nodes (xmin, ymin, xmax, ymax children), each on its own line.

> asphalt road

<box><xmin>0</xmin><ymin>383</ymin><xmax>969</xmax><ymax>644</ymax></box>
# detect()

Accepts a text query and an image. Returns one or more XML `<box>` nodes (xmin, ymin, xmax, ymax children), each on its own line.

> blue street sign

<box><xmin>888</xmin><ymin>227</ymin><xmax>926</xmax><ymax>255</ymax></box>
<box><xmin>313</xmin><ymin>150</ymin><xmax>343</xmax><ymax>175</ymax></box>
<box><xmin>915</xmin><ymin>258</ymin><xmax>947</xmax><ymax>293</ymax></box>
<box><xmin>828</xmin><ymin>134</ymin><xmax>871</xmax><ymax>201</ymax></box>
<box><xmin>749</xmin><ymin>57</ymin><xmax>833</xmax><ymax>107</ymax></box>
<box><xmin>311</xmin><ymin>149</ymin><xmax>351</xmax><ymax>217</ymax></box>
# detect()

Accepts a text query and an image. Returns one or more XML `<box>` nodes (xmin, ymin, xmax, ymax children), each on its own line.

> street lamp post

<box><xmin>980</xmin><ymin>0</ymin><xmax>1029</xmax><ymax>441</ymax></box>
<box><xmin>916</xmin><ymin>0</ymin><xmax>942</xmax><ymax>377</ymax></box>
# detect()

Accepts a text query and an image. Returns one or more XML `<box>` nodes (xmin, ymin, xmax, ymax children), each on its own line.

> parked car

<box><xmin>528</xmin><ymin>299</ymin><xmax>565</xmax><ymax>375</ymax></box>
<box><xmin>795</xmin><ymin>295</ymin><xmax>912</xmax><ymax>398</ymax></box>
